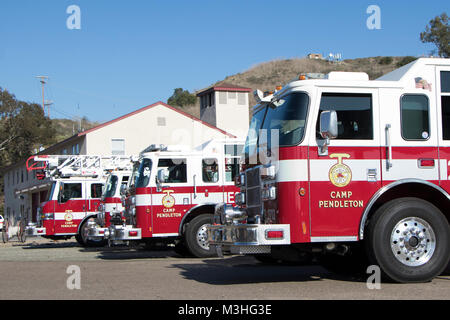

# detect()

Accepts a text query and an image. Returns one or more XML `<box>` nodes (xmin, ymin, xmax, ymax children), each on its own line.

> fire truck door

<box><xmin>53</xmin><ymin>181</ymin><xmax>86</xmax><ymax>234</ymax></box>
<box><xmin>152</xmin><ymin>158</ymin><xmax>191</xmax><ymax>236</ymax></box>
<box><xmin>309</xmin><ymin>91</ymin><xmax>382</xmax><ymax>240</ymax></box>
<box><xmin>380</xmin><ymin>90</ymin><xmax>439</xmax><ymax>187</ymax></box>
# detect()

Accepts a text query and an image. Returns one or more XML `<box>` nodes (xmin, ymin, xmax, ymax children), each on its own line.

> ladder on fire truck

<box><xmin>26</xmin><ymin>155</ymin><xmax>133</xmax><ymax>179</ymax></box>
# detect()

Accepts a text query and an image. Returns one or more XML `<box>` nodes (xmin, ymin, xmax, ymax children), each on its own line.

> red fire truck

<box><xmin>88</xmin><ymin>139</ymin><xmax>243</xmax><ymax>257</ymax></box>
<box><xmin>89</xmin><ymin>157</ymin><xmax>140</xmax><ymax>243</ymax></box>
<box><xmin>208</xmin><ymin>58</ymin><xmax>450</xmax><ymax>283</ymax></box>
<box><xmin>25</xmin><ymin>155</ymin><xmax>133</xmax><ymax>246</ymax></box>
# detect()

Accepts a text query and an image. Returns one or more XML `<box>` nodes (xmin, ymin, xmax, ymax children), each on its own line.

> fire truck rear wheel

<box><xmin>366</xmin><ymin>197</ymin><xmax>450</xmax><ymax>283</ymax></box>
<box><xmin>184</xmin><ymin>214</ymin><xmax>216</xmax><ymax>258</ymax></box>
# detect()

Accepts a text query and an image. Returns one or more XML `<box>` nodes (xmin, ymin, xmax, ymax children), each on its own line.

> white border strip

<box><xmin>310</xmin><ymin>236</ymin><xmax>358</xmax><ymax>242</ymax></box>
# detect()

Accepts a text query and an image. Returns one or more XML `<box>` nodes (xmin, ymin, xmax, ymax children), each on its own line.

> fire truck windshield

<box><xmin>136</xmin><ymin>158</ymin><xmax>152</xmax><ymax>188</ymax></box>
<box><xmin>244</xmin><ymin>92</ymin><xmax>309</xmax><ymax>162</ymax></box>
<box><xmin>103</xmin><ymin>175</ymin><xmax>118</xmax><ymax>198</ymax></box>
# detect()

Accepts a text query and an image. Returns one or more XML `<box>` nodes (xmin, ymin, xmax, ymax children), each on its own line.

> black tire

<box><xmin>173</xmin><ymin>241</ymin><xmax>192</xmax><ymax>257</ymax></box>
<box><xmin>366</xmin><ymin>197</ymin><xmax>450</xmax><ymax>283</ymax></box>
<box><xmin>184</xmin><ymin>214</ymin><xmax>216</xmax><ymax>258</ymax></box>
<box><xmin>78</xmin><ymin>218</ymin><xmax>107</xmax><ymax>248</ymax></box>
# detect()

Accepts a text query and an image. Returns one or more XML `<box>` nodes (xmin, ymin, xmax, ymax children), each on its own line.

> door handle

<box><xmin>193</xmin><ymin>174</ymin><xmax>197</xmax><ymax>199</ymax></box>
<box><xmin>385</xmin><ymin>124</ymin><xmax>393</xmax><ymax>170</ymax></box>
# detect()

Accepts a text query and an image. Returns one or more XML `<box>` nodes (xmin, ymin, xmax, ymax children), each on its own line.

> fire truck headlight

<box><xmin>262</xmin><ymin>186</ymin><xmax>277</xmax><ymax>201</ymax></box>
<box><xmin>239</xmin><ymin>173</ymin><xmax>246</xmax><ymax>186</ymax></box>
<box><xmin>215</xmin><ymin>203</ymin><xmax>247</xmax><ymax>225</ymax></box>
<box><xmin>260</xmin><ymin>165</ymin><xmax>276</xmax><ymax>180</ymax></box>
<box><xmin>235</xmin><ymin>192</ymin><xmax>245</xmax><ymax>205</ymax></box>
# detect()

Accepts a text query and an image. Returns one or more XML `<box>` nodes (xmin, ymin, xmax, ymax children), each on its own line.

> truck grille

<box><xmin>245</xmin><ymin>167</ymin><xmax>262</xmax><ymax>217</ymax></box>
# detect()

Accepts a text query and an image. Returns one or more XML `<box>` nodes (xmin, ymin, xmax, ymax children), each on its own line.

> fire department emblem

<box><xmin>64</xmin><ymin>211</ymin><xmax>73</xmax><ymax>222</ymax></box>
<box><xmin>162</xmin><ymin>190</ymin><xmax>175</xmax><ymax>208</ymax></box>
<box><xmin>329</xmin><ymin>153</ymin><xmax>352</xmax><ymax>188</ymax></box>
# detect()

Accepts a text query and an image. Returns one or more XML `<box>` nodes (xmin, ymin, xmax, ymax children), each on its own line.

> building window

<box><xmin>228</xmin><ymin>92</ymin><xmax>236</xmax><ymax>100</ymax></box>
<box><xmin>218</xmin><ymin>92</ymin><xmax>227</xmax><ymax>104</ymax></box>
<box><xmin>401</xmin><ymin>94</ymin><xmax>430</xmax><ymax>141</ymax></box>
<box><xmin>72</xmin><ymin>144</ymin><xmax>80</xmax><ymax>155</ymax></box>
<box><xmin>111</xmin><ymin>139</ymin><xmax>125</xmax><ymax>155</ymax></box>
<box><xmin>238</xmin><ymin>92</ymin><xmax>246</xmax><ymax>105</ymax></box>
<box><xmin>157</xmin><ymin>117</ymin><xmax>166</xmax><ymax>126</ymax></box>
<box><xmin>62</xmin><ymin>148</ymin><xmax>67</xmax><ymax>155</ymax></box>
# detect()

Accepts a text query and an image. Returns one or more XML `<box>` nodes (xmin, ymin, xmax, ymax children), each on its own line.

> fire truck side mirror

<box><xmin>318</xmin><ymin>110</ymin><xmax>338</xmax><ymax>156</ymax></box>
<box><xmin>58</xmin><ymin>182</ymin><xmax>65</xmax><ymax>203</ymax></box>
<box><xmin>156</xmin><ymin>169</ymin><xmax>166</xmax><ymax>184</ymax></box>
<box><xmin>119</xmin><ymin>184</ymin><xmax>127</xmax><ymax>196</ymax></box>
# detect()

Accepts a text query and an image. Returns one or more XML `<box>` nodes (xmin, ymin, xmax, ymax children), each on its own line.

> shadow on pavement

<box><xmin>20</xmin><ymin>240</ymin><xmax>79</xmax><ymax>249</ymax></box>
<box><xmin>170</xmin><ymin>256</ymin><xmax>368</xmax><ymax>285</ymax></box>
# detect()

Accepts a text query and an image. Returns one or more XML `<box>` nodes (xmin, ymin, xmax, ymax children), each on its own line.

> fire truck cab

<box><xmin>88</xmin><ymin>139</ymin><xmax>243</xmax><ymax>257</ymax></box>
<box><xmin>208</xmin><ymin>58</ymin><xmax>450</xmax><ymax>283</ymax></box>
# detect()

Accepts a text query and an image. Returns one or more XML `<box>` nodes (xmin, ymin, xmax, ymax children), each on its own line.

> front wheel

<box><xmin>184</xmin><ymin>214</ymin><xmax>216</xmax><ymax>258</ymax></box>
<box><xmin>77</xmin><ymin>218</ymin><xmax>107</xmax><ymax>248</ymax></box>
<box><xmin>366</xmin><ymin>198</ymin><xmax>450</xmax><ymax>283</ymax></box>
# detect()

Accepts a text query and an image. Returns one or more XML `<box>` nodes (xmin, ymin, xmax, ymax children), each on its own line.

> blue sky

<box><xmin>0</xmin><ymin>0</ymin><xmax>447</xmax><ymax>122</ymax></box>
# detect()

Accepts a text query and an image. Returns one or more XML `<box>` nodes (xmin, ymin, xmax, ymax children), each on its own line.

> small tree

<box><xmin>420</xmin><ymin>13</ymin><xmax>449</xmax><ymax>58</ymax></box>
<box><xmin>167</xmin><ymin>88</ymin><xmax>196</xmax><ymax>107</ymax></box>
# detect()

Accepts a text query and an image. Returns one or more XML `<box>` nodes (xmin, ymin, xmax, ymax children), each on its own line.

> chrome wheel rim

<box><xmin>390</xmin><ymin>217</ymin><xmax>436</xmax><ymax>267</ymax></box>
<box><xmin>196</xmin><ymin>224</ymin><xmax>210</xmax><ymax>250</ymax></box>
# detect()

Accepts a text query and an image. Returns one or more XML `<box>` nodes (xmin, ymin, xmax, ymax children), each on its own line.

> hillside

<box><xmin>51</xmin><ymin>118</ymin><xmax>100</xmax><ymax>142</ymax></box>
<box><xmin>211</xmin><ymin>55</ymin><xmax>417</xmax><ymax>106</ymax></box>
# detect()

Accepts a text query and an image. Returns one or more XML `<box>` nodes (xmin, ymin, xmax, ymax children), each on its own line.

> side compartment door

<box><xmin>194</xmin><ymin>157</ymin><xmax>224</xmax><ymax>206</ymax></box>
<box><xmin>308</xmin><ymin>90</ymin><xmax>382</xmax><ymax>241</ymax></box>
<box><xmin>380</xmin><ymin>89</ymin><xmax>439</xmax><ymax>186</ymax></box>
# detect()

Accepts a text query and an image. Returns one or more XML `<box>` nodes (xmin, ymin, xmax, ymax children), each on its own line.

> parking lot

<box><xmin>0</xmin><ymin>237</ymin><xmax>449</xmax><ymax>300</ymax></box>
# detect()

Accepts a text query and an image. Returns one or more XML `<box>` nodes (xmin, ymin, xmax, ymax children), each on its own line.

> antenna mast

<box><xmin>35</xmin><ymin>76</ymin><xmax>53</xmax><ymax>117</ymax></box>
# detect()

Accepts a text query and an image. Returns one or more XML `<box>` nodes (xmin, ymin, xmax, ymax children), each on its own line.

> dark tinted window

<box><xmin>91</xmin><ymin>183</ymin><xmax>103</xmax><ymax>198</ymax></box>
<box><xmin>401</xmin><ymin>95</ymin><xmax>430</xmax><ymax>140</ymax></box>
<box><xmin>442</xmin><ymin>96</ymin><xmax>450</xmax><ymax>140</ymax></box>
<box><xmin>158</xmin><ymin>159</ymin><xmax>187</xmax><ymax>183</ymax></box>
<box><xmin>441</xmin><ymin>71</ymin><xmax>450</xmax><ymax>93</ymax></box>
<box><xmin>316</xmin><ymin>93</ymin><xmax>373</xmax><ymax>140</ymax></box>
<box><xmin>202</xmin><ymin>158</ymin><xmax>219</xmax><ymax>183</ymax></box>
<box><xmin>61</xmin><ymin>183</ymin><xmax>82</xmax><ymax>202</ymax></box>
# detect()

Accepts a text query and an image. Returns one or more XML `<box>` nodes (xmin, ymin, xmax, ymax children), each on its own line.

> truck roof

<box><xmin>273</xmin><ymin>58</ymin><xmax>449</xmax><ymax>99</ymax></box>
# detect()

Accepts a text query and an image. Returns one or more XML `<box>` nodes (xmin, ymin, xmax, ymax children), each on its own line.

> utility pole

<box><xmin>35</xmin><ymin>76</ymin><xmax>53</xmax><ymax>117</ymax></box>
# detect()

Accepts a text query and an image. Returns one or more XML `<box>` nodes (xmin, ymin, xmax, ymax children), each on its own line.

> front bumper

<box><xmin>26</xmin><ymin>224</ymin><xmax>46</xmax><ymax>237</ymax></box>
<box><xmin>87</xmin><ymin>224</ymin><xmax>142</xmax><ymax>241</ymax></box>
<box><xmin>207</xmin><ymin>223</ymin><xmax>291</xmax><ymax>254</ymax></box>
